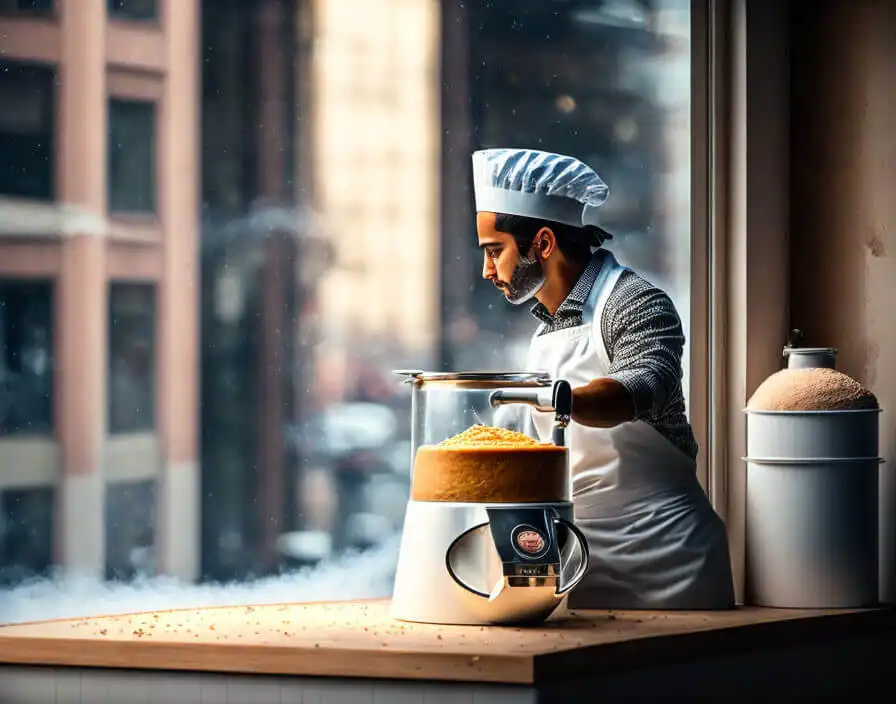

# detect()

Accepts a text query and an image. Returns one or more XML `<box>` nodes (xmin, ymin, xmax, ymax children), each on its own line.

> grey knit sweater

<box><xmin>529</xmin><ymin>251</ymin><xmax>698</xmax><ymax>460</ymax></box>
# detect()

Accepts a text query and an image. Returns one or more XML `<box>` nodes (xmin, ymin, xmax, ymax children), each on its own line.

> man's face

<box><xmin>477</xmin><ymin>212</ymin><xmax>546</xmax><ymax>305</ymax></box>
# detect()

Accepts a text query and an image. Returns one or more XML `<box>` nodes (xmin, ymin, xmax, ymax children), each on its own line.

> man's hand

<box><xmin>571</xmin><ymin>377</ymin><xmax>636</xmax><ymax>428</ymax></box>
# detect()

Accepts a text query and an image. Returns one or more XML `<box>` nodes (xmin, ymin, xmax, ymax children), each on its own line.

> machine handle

<box><xmin>489</xmin><ymin>380</ymin><xmax>573</xmax><ymax>420</ymax></box>
<box><xmin>553</xmin><ymin>518</ymin><xmax>591</xmax><ymax>596</ymax></box>
<box><xmin>489</xmin><ymin>389</ymin><xmax>554</xmax><ymax>413</ymax></box>
<box><xmin>444</xmin><ymin>522</ymin><xmax>492</xmax><ymax>599</ymax></box>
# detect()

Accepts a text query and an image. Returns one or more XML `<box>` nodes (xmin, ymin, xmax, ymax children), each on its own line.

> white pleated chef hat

<box><xmin>472</xmin><ymin>148</ymin><xmax>610</xmax><ymax>231</ymax></box>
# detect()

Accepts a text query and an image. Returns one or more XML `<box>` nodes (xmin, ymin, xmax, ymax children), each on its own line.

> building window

<box><xmin>107</xmin><ymin>0</ymin><xmax>156</xmax><ymax>21</ymax></box>
<box><xmin>108</xmin><ymin>283</ymin><xmax>156</xmax><ymax>434</ymax></box>
<box><xmin>0</xmin><ymin>487</ymin><xmax>54</xmax><ymax>587</ymax></box>
<box><xmin>108</xmin><ymin>99</ymin><xmax>157</xmax><ymax>214</ymax></box>
<box><xmin>0</xmin><ymin>0</ymin><xmax>53</xmax><ymax>13</ymax></box>
<box><xmin>0</xmin><ymin>281</ymin><xmax>53</xmax><ymax>437</ymax></box>
<box><xmin>105</xmin><ymin>479</ymin><xmax>156</xmax><ymax>581</ymax></box>
<box><xmin>0</xmin><ymin>61</ymin><xmax>54</xmax><ymax>201</ymax></box>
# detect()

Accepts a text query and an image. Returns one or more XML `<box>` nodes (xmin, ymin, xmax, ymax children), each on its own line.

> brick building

<box><xmin>0</xmin><ymin>0</ymin><xmax>199</xmax><ymax>582</ymax></box>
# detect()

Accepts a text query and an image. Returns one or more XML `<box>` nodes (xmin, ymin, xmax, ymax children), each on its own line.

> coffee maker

<box><xmin>389</xmin><ymin>371</ymin><xmax>590</xmax><ymax>626</ymax></box>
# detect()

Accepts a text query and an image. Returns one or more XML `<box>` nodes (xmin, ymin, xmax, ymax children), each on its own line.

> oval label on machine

<box><xmin>515</xmin><ymin>529</ymin><xmax>545</xmax><ymax>555</ymax></box>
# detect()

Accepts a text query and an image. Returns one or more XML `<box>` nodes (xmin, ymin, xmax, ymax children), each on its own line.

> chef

<box><xmin>474</xmin><ymin>147</ymin><xmax>735</xmax><ymax>610</ymax></box>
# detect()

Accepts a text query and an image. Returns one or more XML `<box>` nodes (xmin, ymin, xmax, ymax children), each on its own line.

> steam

<box><xmin>0</xmin><ymin>534</ymin><xmax>400</xmax><ymax>626</ymax></box>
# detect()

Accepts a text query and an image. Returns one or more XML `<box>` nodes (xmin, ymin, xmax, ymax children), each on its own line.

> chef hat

<box><xmin>472</xmin><ymin>148</ymin><xmax>609</xmax><ymax>229</ymax></box>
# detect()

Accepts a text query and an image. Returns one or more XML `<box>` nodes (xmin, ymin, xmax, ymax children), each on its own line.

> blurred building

<box><xmin>0</xmin><ymin>0</ymin><xmax>199</xmax><ymax>583</ymax></box>
<box><xmin>1</xmin><ymin>0</ymin><xmax>691</xmax><ymax>587</ymax></box>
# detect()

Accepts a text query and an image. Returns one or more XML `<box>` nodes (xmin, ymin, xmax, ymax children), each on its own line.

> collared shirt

<box><xmin>530</xmin><ymin>252</ymin><xmax>698</xmax><ymax>460</ymax></box>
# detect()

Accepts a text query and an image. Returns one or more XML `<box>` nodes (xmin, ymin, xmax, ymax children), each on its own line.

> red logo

<box><xmin>516</xmin><ymin>530</ymin><xmax>545</xmax><ymax>555</ymax></box>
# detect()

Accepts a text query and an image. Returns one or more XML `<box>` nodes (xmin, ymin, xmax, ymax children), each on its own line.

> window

<box><xmin>105</xmin><ymin>480</ymin><xmax>156</xmax><ymax>581</ymax></box>
<box><xmin>0</xmin><ymin>61</ymin><xmax>54</xmax><ymax>201</ymax></box>
<box><xmin>0</xmin><ymin>0</ymin><xmax>712</xmax><ymax>623</ymax></box>
<box><xmin>0</xmin><ymin>0</ymin><xmax>53</xmax><ymax>13</ymax></box>
<box><xmin>108</xmin><ymin>283</ymin><xmax>156</xmax><ymax>434</ymax></box>
<box><xmin>108</xmin><ymin>99</ymin><xmax>157</xmax><ymax>214</ymax></box>
<box><xmin>107</xmin><ymin>0</ymin><xmax>155</xmax><ymax>21</ymax></box>
<box><xmin>0</xmin><ymin>487</ymin><xmax>54</xmax><ymax>587</ymax></box>
<box><xmin>0</xmin><ymin>281</ymin><xmax>53</xmax><ymax>436</ymax></box>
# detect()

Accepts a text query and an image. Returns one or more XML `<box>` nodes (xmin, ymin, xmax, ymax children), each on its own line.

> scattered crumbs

<box><xmin>436</xmin><ymin>634</ymin><xmax>443</xmax><ymax>640</ymax></box>
<box><xmin>99</xmin><ymin>629</ymin><xmax>108</xmax><ymax>636</ymax></box>
<box><xmin>209</xmin><ymin>625</ymin><xmax>216</xmax><ymax>631</ymax></box>
<box><xmin>314</xmin><ymin>643</ymin><xmax>320</xmax><ymax>648</ymax></box>
<box><xmin>469</xmin><ymin>656</ymin><xmax>480</xmax><ymax>664</ymax></box>
<box><xmin>246</xmin><ymin>606</ymin><xmax>255</xmax><ymax>613</ymax></box>
<box><xmin>194</xmin><ymin>634</ymin><xmax>199</xmax><ymax>638</ymax></box>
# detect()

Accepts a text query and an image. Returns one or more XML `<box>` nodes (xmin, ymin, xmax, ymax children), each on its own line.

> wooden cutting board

<box><xmin>0</xmin><ymin>598</ymin><xmax>891</xmax><ymax>684</ymax></box>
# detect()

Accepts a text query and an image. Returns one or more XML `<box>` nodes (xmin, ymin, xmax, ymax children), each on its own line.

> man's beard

<box><xmin>497</xmin><ymin>254</ymin><xmax>546</xmax><ymax>305</ymax></box>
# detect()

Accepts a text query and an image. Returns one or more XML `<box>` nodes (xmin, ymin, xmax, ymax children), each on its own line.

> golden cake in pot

<box><xmin>411</xmin><ymin>425</ymin><xmax>569</xmax><ymax>503</ymax></box>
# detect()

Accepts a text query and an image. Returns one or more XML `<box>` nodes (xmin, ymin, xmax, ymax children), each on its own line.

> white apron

<box><xmin>526</xmin><ymin>249</ymin><xmax>735</xmax><ymax>610</ymax></box>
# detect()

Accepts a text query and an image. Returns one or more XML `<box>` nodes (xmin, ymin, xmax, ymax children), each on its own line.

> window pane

<box><xmin>454</xmin><ymin>0</ymin><xmax>692</xmax><ymax>386</ymax></box>
<box><xmin>108</xmin><ymin>283</ymin><xmax>156</xmax><ymax>433</ymax></box>
<box><xmin>0</xmin><ymin>0</ymin><xmax>697</xmax><ymax>618</ymax></box>
<box><xmin>105</xmin><ymin>480</ymin><xmax>156</xmax><ymax>581</ymax></box>
<box><xmin>0</xmin><ymin>61</ymin><xmax>54</xmax><ymax>201</ymax></box>
<box><xmin>0</xmin><ymin>487</ymin><xmax>54</xmax><ymax>587</ymax></box>
<box><xmin>0</xmin><ymin>280</ymin><xmax>53</xmax><ymax>436</ymax></box>
<box><xmin>107</xmin><ymin>0</ymin><xmax>155</xmax><ymax>21</ymax></box>
<box><xmin>108</xmin><ymin>99</ymin><xmax>156</xmax><ymax>214</ymax></box>
<box><xmin>0</xmin><ymin>1</ymin><xmax>53</xmax><ymax>12</ymax></box>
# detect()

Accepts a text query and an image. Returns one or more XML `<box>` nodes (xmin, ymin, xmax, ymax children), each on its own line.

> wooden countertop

<box><xmin>0</xmin><ymin>598</ymin><xmax>893</xmax><ymax>685</ymax></box>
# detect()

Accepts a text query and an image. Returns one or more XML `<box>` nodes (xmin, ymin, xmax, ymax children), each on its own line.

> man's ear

<box><xmin>534</xmin><ymin>227</ymin><xmax>557</xmax><ymax>259</ymax></box>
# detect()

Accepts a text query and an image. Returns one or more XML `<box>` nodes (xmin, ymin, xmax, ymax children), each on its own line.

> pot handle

<box><xmin>553</xmin><ymin>517</ymin><xmax>591</xmax><ymax>596</ymax></box>
<box><xmin>444</xmin><ymin>522</ymin><xmax>491</xmax><ymax>599</ymax></box>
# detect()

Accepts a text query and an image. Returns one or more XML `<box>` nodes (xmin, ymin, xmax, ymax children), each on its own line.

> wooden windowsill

<box><xmin>0</xmin><ymin>598</ymin><xmax>892</xmax><ymax>685</ymax></box>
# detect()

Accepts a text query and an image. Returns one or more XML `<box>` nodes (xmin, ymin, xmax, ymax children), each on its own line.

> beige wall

<box><xmin>790</xmin><ymin>0</ymin><xmax>896</xmax><ymax>602</ymax></box>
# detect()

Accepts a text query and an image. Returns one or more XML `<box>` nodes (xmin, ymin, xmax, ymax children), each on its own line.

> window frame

<box><xmin>691</xmin><ymin>0</ymin><xmax>792</xmax><ymax>603</ymax></box>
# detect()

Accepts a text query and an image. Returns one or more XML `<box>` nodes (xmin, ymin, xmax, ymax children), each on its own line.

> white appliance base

<box><xmin>389</xmin><ymin>499</ymin><xmax>575</xmax><ymax>626</ymax></box>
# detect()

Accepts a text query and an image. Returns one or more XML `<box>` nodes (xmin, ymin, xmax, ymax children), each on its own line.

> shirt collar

<box><xmin>529</xmin><ymin>250</ymin><xmax>604</xmax><ymax>324</ymax></box>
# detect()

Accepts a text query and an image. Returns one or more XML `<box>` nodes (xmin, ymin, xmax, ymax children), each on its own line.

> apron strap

<box><xmin>583</xmin><ymin>249</ymin><xmax>628</xmax><ymax>368</ymax></box>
